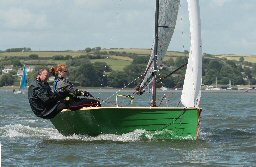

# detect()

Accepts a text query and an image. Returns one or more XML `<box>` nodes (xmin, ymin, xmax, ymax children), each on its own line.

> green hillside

<box><xmin>1</xmin><ymin>47</ymin><xmax>256</xmax><ymax>88</ymax></box>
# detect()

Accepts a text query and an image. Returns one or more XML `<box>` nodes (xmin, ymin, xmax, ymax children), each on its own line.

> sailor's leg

<box><xmin>68</xmin><ymin>98</ymin><xmax>101</xmax><ymax>110</ymax></box>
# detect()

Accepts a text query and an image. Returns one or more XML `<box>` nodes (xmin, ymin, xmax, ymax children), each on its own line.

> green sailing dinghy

<box><xmin>51</xmin><ymin>107</ymin><xmax>202</xmax><ymax>139</ymax></box>
<box><xmin>50</xmin><ymin>0</ymin><xmax>203</xmax><ymax>140</ymax></box>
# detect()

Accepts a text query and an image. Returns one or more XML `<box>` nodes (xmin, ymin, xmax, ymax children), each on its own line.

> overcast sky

<box><xmin>0</xmin><ymin>0</ymin><xmax>255</xmax><ymax>55</ymax></box>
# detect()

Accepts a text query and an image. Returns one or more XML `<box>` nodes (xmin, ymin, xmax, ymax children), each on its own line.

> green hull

<box><xmin>50</xmin><ymin>107</ymin><xmax>202</xmax><ymax>139</ymax></box>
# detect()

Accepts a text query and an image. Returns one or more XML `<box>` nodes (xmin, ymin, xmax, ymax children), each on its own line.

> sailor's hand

<box><xmin>73</xmin><ymin>89</ymin><xmax>82</xmax><ymax>96</ymax></box>
<box><xmin>83</xmin><ymin>91</ymin><xmax>94</xmax><ymax>97</ymax></box>
<box><xmin>135</xmin><ymin>87</ymin><xmax>145</xmax><ymax>95</ymax></box>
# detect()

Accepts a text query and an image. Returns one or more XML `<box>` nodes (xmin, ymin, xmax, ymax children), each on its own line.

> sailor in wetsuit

<box><xmin>51</xmin><ymin>64</ymin><xmax>101</xmax><ymax>110</ymax></box>
<box><xmin>28</xmin><ymin>68</ymin><xmax>67</xmax><ymax>119</ymax></box>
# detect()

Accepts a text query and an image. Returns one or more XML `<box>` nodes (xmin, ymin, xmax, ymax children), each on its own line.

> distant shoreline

<box><xmin>0</xmin><ymin>86</ymin><xmax>255</xmax><ymax>93</ymax></box>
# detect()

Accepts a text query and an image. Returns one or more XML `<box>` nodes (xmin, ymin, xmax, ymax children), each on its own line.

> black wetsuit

<box><xmin>28</xmin><ymin>79</ymin><xmax>67</xmax><ymax>119</ymax></box>
<box><xmin>54</xmin><ymin>77</ymin><xmax>101</xmax><ymax>110</ymax></box>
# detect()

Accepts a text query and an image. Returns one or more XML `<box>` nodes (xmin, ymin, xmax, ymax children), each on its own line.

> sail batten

<box><xmin>181</xmin><ymin>0</ymin><xmax>202</xmax><ymax>107</ymax></box>
<box><xmin>138</xmin><ymin>0</ymin><xmax>180</xmax><ymax>91</ymax></box>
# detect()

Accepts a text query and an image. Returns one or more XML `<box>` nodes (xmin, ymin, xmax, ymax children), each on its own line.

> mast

<box><xmin>137</xmin><ymin>0</ymin><xmax>179</xmax><ymax>97</ymax></box>
<box><xmin>215</xmin><ymin>77</ymin><xmax>218</xmax><ymax>88</ymax></box>
<box><xmin>152</xmin><ymin>0</ymin><xmax>160</xmax><ymax>107</ymax></box>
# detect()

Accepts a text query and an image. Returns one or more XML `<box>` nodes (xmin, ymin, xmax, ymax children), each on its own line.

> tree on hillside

<box><xmin>0</xmin><ymin>73</ymin><xmax>15</xmax><ymax>87</ymax></box>
<box><xmin>208</xmin><ymin>60</ymin><xmax>223</xmax><ymax>72</ymax></box>
<box><xmin>184</xmin><ymin>50</ymin><xmax>189</xmax><ymax>54</ymax></box>
<box><xmin>244</xmin><ymin>67</ymin><xmax>253</xmax><ymax>84</ymax></box>
<box><xmin>11</xmin><ymin>59</ymin><xmax>22</xmax><ymax>67</ymax></box>
<box><xmin>29</xmin><ymin>54</ymin><xmax>39</xmax><ymax>59</ymax></box>
<box><xmin>85</xmin><ymin>47</ymin><xmax>91</xmax><ymax>53</ymax></box>
<box><xmin>68</xmin><ymin>60</ymin><xmax>111</xmax><ymax>87</ymax></box>
<box><xmin>76</xmin><ymin>62</ymin><xmax>98</xmax><ymax>86</ymax></box>
<box><xmin>165</xmin><ymin>58</ymin><xmax>175</xmax><ymax>67</ymax></box>
<box><xmin>66</xmin><ymin>58</ymin><xmax>90</xmax><ymax>67</ymax></box>
<box><xmin>93</xmin><ymin>62</ymin><xmax>111</xmax><ymax>86</ymax></box>
<box><xmin>239</xmin><ymin>56</ymin><xmax>244</xmax><ymax>63</ymax></box>
<box><xmin>65</xmin><ymin>55</ymin><xmax>72</xmax><ymax>60</ymax></box>
<box><xmin>157</xmin><ymin>68</ymin><xmax>176</xmax><ymax>88</ymax></box>
<box><xmin>95</xmin><ymin>47</ymin><xmax>101</xmax><ymax>51</ymax></box>
<box><xmin>219</xmin><ymin>65</ymin><xmax>234</xmax><ymax>84</ymax></box>
<box><xmin>203</xmin><ymin>69</ymin><xmax>219</xmax><ymax>85</ymax></box>
<box><xmin>123</xmin><ymin>63</ymin><xmax>146</xmax><ymax>87</ymax></box>
<box><xmin>175</xmin><ymin>56</ymin><xmax>188</xmax><ymax>67</ymax></box>
<box><xmin>132</xmin><ymin>56</ymin><xmax>148</xmax><ymax>64</ymax></box>
<box><xmin>107</xmin><ymin>71</ymin><xmax>129</xmax><ymax>88</ymax></box>
<box><xmin>5</xmin><ymin>47</ymin><xmax>31</xmax><ymax>52</ymax></box>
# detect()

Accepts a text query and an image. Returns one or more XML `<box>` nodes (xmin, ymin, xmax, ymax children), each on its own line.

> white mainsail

<box><xmin>138</xmin><ymin>0</ymin><xmax>180</xmax><ymax>90</ymax></box>
<box><xmin>181</xmin><ymin>0</ymin><xmax>202</xmax><ymax>107</ymax></box>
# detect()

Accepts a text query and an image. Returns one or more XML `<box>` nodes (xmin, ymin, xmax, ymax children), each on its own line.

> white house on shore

<box><xmin>2</xmin><ymin>65</ymin><xmax>13</xmax><ymax>74</ymax></box>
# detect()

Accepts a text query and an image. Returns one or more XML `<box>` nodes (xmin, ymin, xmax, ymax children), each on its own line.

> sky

<box><xmin>0</xmin><ymin>0</ymin><xmax>255</xmax><ymax>55</ymax></box>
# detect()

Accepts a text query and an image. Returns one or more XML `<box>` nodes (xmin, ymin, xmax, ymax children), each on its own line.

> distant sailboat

<box><xmin>227</xmin><ymin>80</ymin><xmax>232</xmax><ymax>90</ymax></box>
<box><xmin>51</xmin><ymin>0</ymin><xmax>203</xmax><ymax>139</ymax></box>
<box><xmin>206</xmin><ymin>77</ymin><xmax>221</xmax><ymax>91</ymax></box>
<box><xmin>160</xmin><ymin>86</ymin><xmax>168</xmax><ymax>91</ymax></box>
<box><xmin>14</xmin><ymin>65</ymin><xmax>27</xmax><ymax>94</ymax></box>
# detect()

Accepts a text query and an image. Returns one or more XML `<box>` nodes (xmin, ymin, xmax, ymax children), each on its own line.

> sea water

<box><xmin>0</xmin><ymin>89</ymin><xmax>255</xmax><ymax>166</ymax></box>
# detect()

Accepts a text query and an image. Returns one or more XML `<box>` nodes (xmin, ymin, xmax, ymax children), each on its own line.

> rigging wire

<box><xmin>101</xmin><ymin>75</ymin><xmax>140</xmax><ymax>104</ymax></box>
<box><xmin>156</xmin><ymin>62</ymin><xmax>187</xmax><ymax>84</ymax></box>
